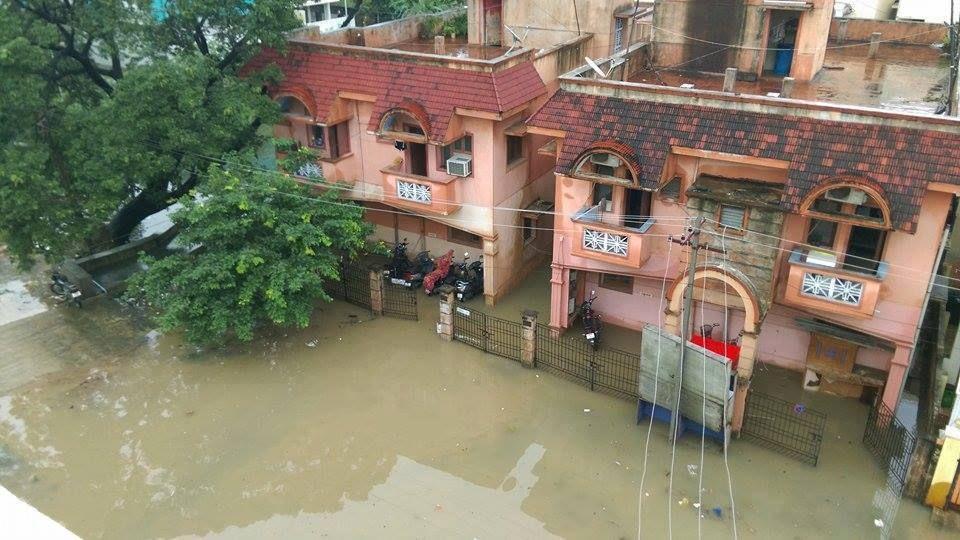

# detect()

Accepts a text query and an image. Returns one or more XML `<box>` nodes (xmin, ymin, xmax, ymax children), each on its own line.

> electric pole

<box><xmin>667</xmin><ymin>218</ymin><xmax>726</xmax><ymax>441</ymax></box>
<box><xmin>949</xmin><ymin>0</ymin><xmax>958</xmax><ymax>116</ymax></box>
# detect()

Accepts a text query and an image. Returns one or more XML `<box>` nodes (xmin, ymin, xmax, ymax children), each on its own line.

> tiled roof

<box><xmin>245</xmin><ymin>45</ymin><xmax>546</xmax><ymax>144</ymax></box>
<box><xmin>528</xmin><ymin>90</ymin><xmax>960</xmax><ymax>232</ymax></box>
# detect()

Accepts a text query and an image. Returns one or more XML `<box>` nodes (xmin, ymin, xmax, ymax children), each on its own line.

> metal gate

<box><xmin>740</xmin><ymin>390</ymin><xmax>826</xmax><ymax>466</ymax></box>
<box><xmin>536</xmin><ymin>332</ymin><xmax>641</xmax><ymax>401</ymax></box>
<box><xmin>339</xmin><ymin>263</ymin><xmax>371</xmax><ymax>310</ymax></box>
<box><xmin>382</xmin><ymin>282</ymin><xmax>418</xmax><ymax>320</ymax></box>
<box><xmin>863</xmin><ymin>399</ymin><xmax>917</xmax><ymax>493</ymax></box>
<box><xmin>452</xmin><ymin>306</ymin><xmax>522</xmax><ymax>361</ymax></box>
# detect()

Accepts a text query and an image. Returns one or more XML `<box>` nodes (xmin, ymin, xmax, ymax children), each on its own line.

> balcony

<box><xmin>782</xmin><ymin>249</ymin><xmax>888</xmax><ymax>318</ymax></box>
<box><xmin>570</xmin><ymin>205</ymin><xmax>654</xmax><ymax>268</ymax></box>
<box><xmin>381</xmin><ymin>166</ymin><xmax>460</xmax><ymax>216</ymax></box>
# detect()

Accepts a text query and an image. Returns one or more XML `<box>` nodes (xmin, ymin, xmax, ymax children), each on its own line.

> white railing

<box><xmin>800</xmin><ymin>272</ymin><xmax>865</xmax><ymax>306</ymax></box>
<box><xmin>397</xmin><ymin>180</ymin><xmax>431</xmax><ymax>204</ymax></box>
<box><xmin>582</xmin><ymin>228</ymin><xmax>629</xmax><ymax>257</ymax></box>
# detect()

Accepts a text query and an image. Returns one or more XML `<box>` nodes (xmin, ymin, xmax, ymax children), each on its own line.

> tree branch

<box><xmin>194</xmin><ymin>17</ymin><xmax>209</xmax><ymax>55</ymax></box>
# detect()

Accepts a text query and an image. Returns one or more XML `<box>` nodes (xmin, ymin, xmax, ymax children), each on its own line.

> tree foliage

<box><xmin>127</xmin><ymin>160</ymin><xmax>371</xmax><ymax>345</ymax></box>
<box><xmin>0</xmin><ymin>0</ymin><xmax>301</xmax><ymax>267</ymax></box>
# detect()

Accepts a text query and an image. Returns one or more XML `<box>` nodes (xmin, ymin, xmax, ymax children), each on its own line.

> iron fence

<box><xmin>740</xmin><ymin>390</ymin><xmax>826</xmax><ymax>466</ymax></box>
<box><xmin>382</xmin><ymin>281</ymin><xmax>418</xmax><ymax>320</ymax></box>
<box><xmin>536</xmin><ymin>332</ymin><xmax>641</xmax><ymax>401</ymax></box>
<box><xmin>452</xmin><ymin>306</ymin><xmax>523</xmax><ymax>361</ymax></box>
<box><xmin>863</xmin><ymin>399</ymin><xmax>917</xmax><ymax>493</ymax></box>
<box><xmin>332</xmin><ymin>263</ymin><xmax>371</xmax><ymax>310</ymax></box>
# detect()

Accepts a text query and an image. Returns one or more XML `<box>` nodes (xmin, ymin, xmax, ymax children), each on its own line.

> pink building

<box><xmin>244</xmin><ymin>17</ymin><xmax>586</xmax><ymax>305</ymax></box>
<box><xmin>528</xmin><ymin>72</ymin><xmax>960</xmax><ymax>428</ymax></box>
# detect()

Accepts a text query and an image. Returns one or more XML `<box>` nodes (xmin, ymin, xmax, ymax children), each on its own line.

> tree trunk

<box><xmin>107</xmin><ymin>174</ymin><xmax>198</xmax><ymax>245</ymax></box>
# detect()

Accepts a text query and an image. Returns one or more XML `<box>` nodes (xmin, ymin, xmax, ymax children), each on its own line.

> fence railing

<box><xmin>536</xmin><ymin>332</ymin><xmax>642</xmax><ymax>401</ymax></box>
<box><xmin>453</xmin><ymin>306</ymin><xmax>522</xmax><ymax>361</ymax></box>
<box><xmin>382</xmin><ymin>281</ymin><xmax>418</xmax><ymax>320</ymax></box>
<box><xmin>738</xmin><ymin>389</ymin><xmax>826</xmax><ymax>466</ymax></box>
<box><xmin>329</xmin><ymin>262</ymin><xmax>418</xmax><ymax>321</ymax></box>
<box><xmin>863</xmin><ymin>399</ymin><xmax>917</xmax><ymax>493</ymax></box>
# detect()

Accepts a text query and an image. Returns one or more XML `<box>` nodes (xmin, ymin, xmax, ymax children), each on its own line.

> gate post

<box><xmin>369</xmin><ymin>266</ymin><xmax>384</xmax><ymax>316</ymax></box>
<box><xmin>521</xmin><ymin>310</ymin><xmax>537</xmax><ymax>368</ymax></box>
<box><xmin>437</xmin><ymin>284</ymin><xmax>455</xmax><ymax>342</ymax></box>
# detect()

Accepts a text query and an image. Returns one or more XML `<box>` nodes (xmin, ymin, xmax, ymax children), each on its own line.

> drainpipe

<box><xmin>896</xmin><ymin>227</ymin><xmax>951</xmax><ymax>411</ymax></box>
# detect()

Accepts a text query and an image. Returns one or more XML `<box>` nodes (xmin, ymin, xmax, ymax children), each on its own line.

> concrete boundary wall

<box><xmin>829</xmin><ymin>18</ymin><xmax>948</xmax><ymax>45</ymax></box>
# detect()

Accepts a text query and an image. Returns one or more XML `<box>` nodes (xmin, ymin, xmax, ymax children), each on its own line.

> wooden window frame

<box><xmin>506</xmin><ymin>134</ymin><xmax>525</xmax><ymax>167</ymax></box>
<box><xmin>599</xmin><ymin>273</ymin><xmax>634</xmax><ymax>294</ymax></box>
<box><xmin>448</xmin><ymin>227</ymin><xmax>483</xmax><ymax>249</ymax></box>
<box><xmin>522</xmin><ymin>216</ymin><xmax>537</xmax><ymax>245</ymax></box>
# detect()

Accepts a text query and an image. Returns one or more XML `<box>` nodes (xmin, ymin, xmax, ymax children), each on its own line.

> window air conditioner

<box><xmin>447</xmin><ymin>155</ymin><xmax>472</xmax><ymax>177</ymax></box>
<box><xmin>824</xmin><ymin>187</ymin><xmax>868</xmax><ymax>206</ymax></box>
<box><xmin>589</xmin><ymin>153</ymin><xmax>621</xmax><ymax>169</ymax></box>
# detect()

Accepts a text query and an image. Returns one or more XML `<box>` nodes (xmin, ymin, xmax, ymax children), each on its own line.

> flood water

<box><xmin>0</xmin><ymin>262</ymin><xmax>954</xmax><ymax>539</ymax></box>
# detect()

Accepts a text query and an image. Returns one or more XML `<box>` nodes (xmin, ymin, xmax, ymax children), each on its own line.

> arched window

<box><xmin>378</xmin><ymin>109</ymin><xmax>428</xmax><ymax>142</ymax></box>
<box><xmin>275</xmin><ymin>95</ymin><xmax>349</xmax><ymax>160</ymax></box>
<box><xmin>573</xmin><ymin>150</ymin><xmax>639</xmax><ymax>186</ymax></box>
<box><xmin>799</xmin><ymin>182</ymin><xmax>892</xmax><ymax>275</ymax></box>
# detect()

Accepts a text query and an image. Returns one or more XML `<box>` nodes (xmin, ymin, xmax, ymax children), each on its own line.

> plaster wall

<box><xmin>828</xmin><ymin>18</ymin><xmax>948</xmax><ymax>44</ymax></box>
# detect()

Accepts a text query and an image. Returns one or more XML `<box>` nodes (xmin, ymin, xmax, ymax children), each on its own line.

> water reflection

<box><xmin>178</xmin><ymin>444</ymin><xmax>555</xmax><ymax>539</ymax></box>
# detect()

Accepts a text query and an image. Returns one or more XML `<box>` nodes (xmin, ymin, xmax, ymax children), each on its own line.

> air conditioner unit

<box><xmin>447</xmin><ymin>155</ymin><xmax>472</xmax><ymax>177</ymax></box>
<box><xmin>824</xmin><ymin>187</ymin><xmax>868</xmax><ymax>206</ymax></box>
<box><xmin>589</xmin><ymin>153</ymin><xmax>621</xmax><ymax>168</ymax></box>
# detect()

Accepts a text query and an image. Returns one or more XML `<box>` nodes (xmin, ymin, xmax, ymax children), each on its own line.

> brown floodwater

<box><xmin>0</xmin><ymin>262</ymin><xmax>954</xmax><ymax>539</ymax></box>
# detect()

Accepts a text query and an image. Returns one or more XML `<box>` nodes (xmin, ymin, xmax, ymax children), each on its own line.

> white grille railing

<box><xmin>582</xmin><ymin>228</ymin><xmax>629</xmax><ymax>257</ymax></box>
<box><xmin>397</xmin><ymin>180</ymin><xmax>431</xmax><ymax>204</ymax></box>
<box><xmin>800</xmin><ymin>272</ymin><xmax>865</xmax><ymax>306</ymax></box>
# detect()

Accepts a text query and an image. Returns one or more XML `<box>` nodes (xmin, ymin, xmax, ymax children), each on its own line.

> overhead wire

<box><xmin>718</xmin><ymin>226</ymin><xmax>740</xmax><ymax>540</ymax></box>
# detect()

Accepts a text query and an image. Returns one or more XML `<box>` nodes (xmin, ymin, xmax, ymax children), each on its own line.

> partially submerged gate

<box><xmin>740</xmin><ymin>389</ymin><xmax>826</xmax><ymax>466</ymax></box>
<box><xmin>453</xmin><ymin>306</ymin><xmax>522</xmax><ymax>361</ymax></box>
<box><xmin>382</xmin><ymin>282</ymin><xmax>418</xmax><ymax>320</ymax></box>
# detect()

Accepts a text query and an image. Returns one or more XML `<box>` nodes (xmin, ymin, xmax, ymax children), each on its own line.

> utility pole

<box><xmin>949</xmin><ymin>0</ymin><xmax>959</xmax><ymax>116</ymax></box>
<box><xmin>667</xmin><ymin>218</ymin><xmax>726</xmax><ymax>441</ymax></box>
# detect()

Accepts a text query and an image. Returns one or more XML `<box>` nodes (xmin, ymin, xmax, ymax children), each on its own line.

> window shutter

<box><xmin>719</xmin><ymin>205</ymin><xmax>746</xmax><ymax>229</ymax></box>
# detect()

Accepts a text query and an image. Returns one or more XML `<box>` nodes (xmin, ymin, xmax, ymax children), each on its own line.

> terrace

<box><xmin>628</xmin><ymin>44</ymin><xmax>949</xmax><ymax>113</ymax></box>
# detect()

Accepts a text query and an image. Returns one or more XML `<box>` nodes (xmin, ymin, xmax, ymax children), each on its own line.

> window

<box><xmin>623</xmin><ymin>188</ymin><xmax>652</xmax><ymax>229</ymax></box>
<box><xmin>380</xmin><ymin>110</ymin><xmax>426</xmax><ymax>140</ymax></box>
<box><xmin>522</xmin><ymin>217</ymin><xmax>536</xmax><ymax>244</ymax></box>
<box><xmin>330</xmin><ymin>3</ymin><xmax>346</xmax><ymax>18</ymax></box>
<box><xmin>806</xmin><ymin>219</ymin><xmax>837</xmax><ymax>249</ymax></box>
<box><xmin>806</xmin><ymin>186</ymin><xmax>888</xmax><ymax>226</ymax></box>
<box><xmin>506</xmin><ymin>135</ymin><xmax>524</xmax><ymax>165</ymax></box>
<box><xmin>613</xmin><ymin>17</ymin><xmax>624</xmax><ymax>52</ymax></box>
<box><xmin>592</xmin><ymin>183</ymin><xmax>614</xmax><ymax>212</ymax></box>
<box><xmin>440</xmin><ymin>135</ymin><xmax>473</xmax><ymax>171</ymax></box>
<box><xmin>325</xmin><ymin>120</ymin><xmax>351</xmax><ymax>159</ymax></box>
<box><xmin>600</xmin><ymin>273</ymin><xmax>633</xmax><ymax>294</ymax></box>
<box><xmin>449</xmin><ymin>227</ymin><xmax>483</xmax><ymax>248</ymax></box>
<box><xmin>574</xmin><ymin>151</ymin><xmax>635</xmax><ymax>184</ymax></box>
<box><xmin>659</xmin><ymin>176</ymin><xmax>681</xmax><ymax>201</ymax></box>
<box><xmin>718</xmin><ymin>204</ymin><xmax>747</xmax><ymax>230</ymax></box>
<box><xmin>310</xmin><ymin>125</ymin><xmax>325</xmax><ymax>148</ymax></box>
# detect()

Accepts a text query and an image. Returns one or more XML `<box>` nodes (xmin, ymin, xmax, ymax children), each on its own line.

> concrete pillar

<box><xmin>868</xmin><ymin>32</ymin><xmax>881</xmax><ymax>58</ymax></box>
<box><xmin>434</xmin><ymin>35</ymin><xmax>445</xmax><ymax>55</ymax></box>
<box><xmin>882</xmin><ymin>345</ymin><xmax>912</xmax><ymax>411</ymax></box>
<box><xmin>549</xmin><ymin>265</ymin><xmax>566</xmax><ymax>334</ymax></box>
<box><xmin>723</xmin><ymin>68</ymin><xmax>738</xmax><ymax>93</ymax></box>
<box><xmin>731</xmin><ymin>331</ymin><xmax>759</xmax><ymax>434</ymax></box>
<box><xmin>369</xmin><ymin>267</ymin><xmax>384</xmax><ymax>316</ymax></box>
<box><xmin>521</xmin><ymin>310</ymin><xmax>537</xmax><ymax>368</ymax></box>
<box><xmin>731</xmin><ymin>376</ymin><xmax>750</xmax><ymax>434</ymax></box>
<box><xmin>664</xmin><ymin>308</ymin><xmax>680</xmax><ymax>336</ymax></box>
<box><xmin>781</xmin><ymin>77</ymin><xmax>795</xmax><ymax>99</ymax></box>
<box><xmin>837</xmin><ymin>19</ymin><xmax>849</xmax><ymax>45</ymax></box>
<box><xmin>437</xmin><ymin>285</ymin><xmax>455</xmax><ymax>342</ymax></box>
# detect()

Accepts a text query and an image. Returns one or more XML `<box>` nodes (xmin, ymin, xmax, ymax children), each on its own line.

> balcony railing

<box><xmin>570</xmin><ymin>204</ymin><xmax>654</xmax><ymax>267</ymax></box>
<box><xmin>381</xmin><ymin>166</ymin><xmax>460</xmax><ymax>216</ymax></box>
<box><xmin>783</xmin><ymin>248</ymin><xmax>887</xmax><ymax>317</ymax></box>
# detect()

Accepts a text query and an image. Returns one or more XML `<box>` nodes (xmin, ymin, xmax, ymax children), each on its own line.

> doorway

<box><xmin>763</xmin><ymin>10</ymin><xmax>800</xmax><ymax>76</ymax></box>
<box><xmin>407</xmin><ymin>142</ymin><xmax>427</xmax><ymax>176</ymax></box>
<box><xmin>844</xmin><ymin>225</ymin><xmax>886</xmax><ymax>274</ymax></box>
<box><xmin>623</xmin><ymin>188</ymin><xmax>652</xmax><ymax>229</ymax></box>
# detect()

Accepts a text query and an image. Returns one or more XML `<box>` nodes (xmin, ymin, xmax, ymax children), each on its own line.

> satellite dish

<box><xmin>503</xmin><ymin>25</ymin><xmax>530</xmax><ymax>55</ymax></box>
<box><xmin>585</xmin><ymin>57</ymin><xmax>606</xmax><ymax>78</ymax></box>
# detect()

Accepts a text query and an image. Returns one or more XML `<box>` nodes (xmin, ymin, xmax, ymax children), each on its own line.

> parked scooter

<box><xmin>50</xmin><ymin>270</ymin><xmax>82</xmax><ymax>308</ymax></box>
<box><xmin>386</xmin><ymin>238</ymin><xmax>434</xmax><ymax>288</ymax></box>
<box><xmin>455</xmin><ymin>254</ymin><xmax>484</xmax><ymax>301</ymax></box>
<box><xmin>581</xmin><ymin>291</ymin><xmax>602</xmax><ymax>350</ymax></box>
<box><xmin>423</xmin><ymin>250</ymin><xmax>454</xmax><ymax>295</ymax></box>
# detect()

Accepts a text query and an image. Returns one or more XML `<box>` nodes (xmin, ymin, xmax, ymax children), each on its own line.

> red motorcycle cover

<box><xmin>423</xmin><ymin>250</ymin><xmax>454</xmax><ymax>294</ymax></box>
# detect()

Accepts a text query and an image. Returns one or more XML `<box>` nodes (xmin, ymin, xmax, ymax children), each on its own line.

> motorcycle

<box><xmin>581</xmin><ymin>291</ymin><xmax>602</xmax><ymax>350</ymax></box>
<box><xmin>50</xmin><ymin>270</ymin><xmax>82</xmax><ymax>308</ymax></box>
<box><xmin>386</xmin><ymin>239</ymin><xmax>433</xmax><ymax>289</ymax></box>
<box><xmin>455</xmin><ymin>254</ymin><xmax>484</xmax><ymax>302</ymax></box>
<box><xmin>423</xmin><ymin>250</ymin><xmax>454</xmax><ymax>295</ymax></box>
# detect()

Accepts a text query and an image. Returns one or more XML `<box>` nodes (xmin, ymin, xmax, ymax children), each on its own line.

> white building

<box><xmin>298</xmin><ymin>1</ymin><xmax>353</xmax><ymax>32</ymax></box>
<box><xmin>835</xmin><ymin>0</ymin><xmax>896</xmax><ymax>20</ymax></box>
<box><xmin>895</xmin><ymin>0</ymin><xmax>959</xmax><ymax>23</ymax></box>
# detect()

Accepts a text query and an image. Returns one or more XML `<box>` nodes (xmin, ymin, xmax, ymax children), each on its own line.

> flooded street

<box><xmin>0</xmin><ymin>264</ymin><xmax>953</xmax><ymax>539</ymax></box>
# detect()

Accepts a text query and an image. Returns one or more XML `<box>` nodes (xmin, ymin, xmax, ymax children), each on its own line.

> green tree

<box><xmin>0</xmin><ymin>0</ymin><xmax>301</xmax><ymax>266</ymax></box>
<box><xmin>127</xmin><ymin>160</ymin><xmax>371</xmax><ymax>345</ymax></box>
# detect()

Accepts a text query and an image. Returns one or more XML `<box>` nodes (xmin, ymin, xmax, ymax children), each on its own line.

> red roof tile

<box><xmin>528</xmin><ymin>90</ymin><xmax>960</xmax><ymax>232</ymax></box>
<box><xmin>245</xmin><ymin>45</ymin><xmax>546</xmax><ymax>144</ymax></box>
